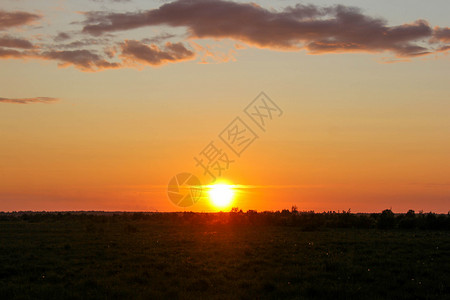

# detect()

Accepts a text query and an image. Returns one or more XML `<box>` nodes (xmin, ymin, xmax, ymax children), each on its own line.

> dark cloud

<box><xmin>0</xmin><ymin>47</ymin><xmax>27</xmax><ymax>58</ymax></box>
<box><xmin>54</xmin><ymin>32</ymin><xmax>71</xmax><ymax>42</ymax></box>
<box><xmin>82</xmin><ymin>0</ymin><xmax>446</xmax><ymax>57</ymax></box>
<box><xmin>1</xmin><ymin>1</ymin><xmax>447</xmax><ymax>71</ymax></box>
<box><xmin>41</xmin><ymin>49</ymin><xmax>120</xmax><ymax>71</ymax></box>
<box><xmin>0</xmin><ymin>97</ymin><xmax>59</xmax><ymax>104</ymax></box>
<box><xmin>121</xmin><ymin>40</ymin><xmax>194</xmax><ymax>65</ymax></box>
<box><xmin>0</xmin><ymin>36</ymin><xmax>34</xmax><ymax>49</ymax></box>
<box><xmin>0</xmin><ymin>45</ymin><xmax>120</xmax><ymax>71</ymax></box>
<box><xmin>0</xmin><ymin>10</ymin><xmax>41</xmax><ymax>30</ymax></box>
<box><xmin>437</xmin><ymin>45</ymin><xmax>450</xmax><ymax>52</ymax></box>
<box><xmin>434</xmin><ymin>27</ymin><xmax>450</xmax><ymax>43</ymax></box>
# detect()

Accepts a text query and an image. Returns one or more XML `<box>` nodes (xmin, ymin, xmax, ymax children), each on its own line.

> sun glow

<box><xmin>207</xmin><ymin>183</ymin><xmax>235</xmax><ymax>209</ymax></box>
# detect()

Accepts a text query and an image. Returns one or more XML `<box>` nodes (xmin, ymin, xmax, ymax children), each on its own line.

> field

<box><xmin>0</xmin><ymin>212</ymin><xmax>449</xmax><ymax>299</ymax></box>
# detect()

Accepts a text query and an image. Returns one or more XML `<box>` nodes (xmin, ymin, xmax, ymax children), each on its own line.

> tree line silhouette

<box><xmin>1</xmin><ymin>208</ymin><xmax>449</xmax><ymax>230</ymax></box>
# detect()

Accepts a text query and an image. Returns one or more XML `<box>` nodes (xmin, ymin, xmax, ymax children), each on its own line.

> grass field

<box><xmin>0</xmin><ymin>212</ymin><xmax>449</xmax><ymax>299</ymax></box>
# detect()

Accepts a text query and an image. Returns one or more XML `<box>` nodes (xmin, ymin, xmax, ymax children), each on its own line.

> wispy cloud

<box><xmin>0</xmin><ymin>48</ymin><xmax>28</xmax><ymax>58</ymax></box>
<box><xmin>0</xmin><ymin>97</ymin><xmax>60</xmax><ymax>104</ymax></box>
<box><xmin>120</xmin><ymin>40</ymin><xmax>195</xmax><ymax>66</ymax></box>
<box><xmin>141</xmin><ymin>32</ymin><xmax>176</xmax><ymax>44</ymax></box>
<box><xmin>41</xmin><ymin>49</ymin><xmax>120</xmax><ymax>71</ymax></box>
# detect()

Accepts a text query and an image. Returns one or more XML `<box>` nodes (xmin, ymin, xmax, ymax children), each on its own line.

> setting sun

<box><xmin>207</xmin><ymin>183</ymin><xmax>235</xmax><ymax>209</ymax></box>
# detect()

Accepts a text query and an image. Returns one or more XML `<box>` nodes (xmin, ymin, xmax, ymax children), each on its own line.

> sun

<box><xmin>207</xmin><ymin>183</ymin><xmax>235</xmax><ymax>209</ymax></box>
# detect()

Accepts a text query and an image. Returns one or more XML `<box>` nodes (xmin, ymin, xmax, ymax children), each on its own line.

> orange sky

<box><xmin>0</xmin><ymin>0</ymin><xmax>449</xmax><ymax>213</ymax></box>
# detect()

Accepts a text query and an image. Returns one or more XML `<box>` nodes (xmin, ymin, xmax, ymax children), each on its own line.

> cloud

<box><xmin>0</xmin><ymin>10</ymin><xmax>41</xmax><ymax>30</ymax></box>
<box><xmin>0</xmin><ymin>46</ymin><xmax>120</xmax><ymax>71</ymax></box>
<box><xmin>120</xmin><ymin>40</ymin><xmax>195</xmax><ymax>65</ymax></box>
<box><xmin>0</xmin><ymin>97</ymin><xmax>59</xmax><ymax>104</ymax></box>
<box><xmin>141</xmin><ymin>32</ymin><xmax>176</xmax><ymax>44</ymax></box>
<box><xmin>53</xmin><ymin>37</ymin><xmax>111</xmax><ymax>49</ymax></box>
<box><xmin>1</xmin><ymin>1</ymin><xmax>448</xmax><ymax>71</ymax></box>
<box><xmin>436</xmin><ymin>45</ymin><xmax>450</xmax><ymax>52</ymax></box>
<box><xmin>82</xmin><ymin>0</ymin><xmax>447</xmax><ymax>57</ymax></box>
<box><xmin>433</xmin><ymin>27</ymin><xmax>450</xmax><ymax>43</ymax></box>
<box><xmin>0</xmin><ymin>36</ymin><xmax>34</xmax><ymax>49</ymax></box>
<box><xmin>54</xmin><ymin>32</ymin><xmax>71</xmax><ymax>42</ymax></box>
<box><xmin>0</xmin><ymin>48</ymin><xmax>25</xmax><ymax>58</ymax></box>
<box><xmin>41</xmin><ymin>49</ymin><xmax>120</xmax><ymax>71</ymax></box>
<box><xmin>191</xmin><ymin>41</ymin><xmax>236</xmax><ymax>64</ymax></box>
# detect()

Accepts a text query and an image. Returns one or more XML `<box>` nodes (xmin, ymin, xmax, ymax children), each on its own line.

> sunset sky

<box><xmin>1</xmin><ymin>0</ymin><xmax>449</xmax><ymax>212</ymax></box>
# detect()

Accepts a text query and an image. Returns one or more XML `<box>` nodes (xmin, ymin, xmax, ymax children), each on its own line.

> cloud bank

<box><xmin>0</xmin><ymin>1</ymin><xmax>448</xmax><ymax>71</ymax></box>
<box><xmin>82</xmin><ymin>0</ymin><xmax>444</xmax><ymax>57</ymax></box>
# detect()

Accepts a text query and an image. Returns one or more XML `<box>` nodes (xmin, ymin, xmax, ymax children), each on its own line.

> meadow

<box><xmin>0</xmin><ymin>211</ymin><xmax>449</xmax><ymax>299</ymax></box>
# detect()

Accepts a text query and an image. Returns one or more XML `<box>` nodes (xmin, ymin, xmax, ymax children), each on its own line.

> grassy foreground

<box><xmin>0</xmin><ymin>212</ymin><xmax>449</xmax><ymax>299</ymax></box>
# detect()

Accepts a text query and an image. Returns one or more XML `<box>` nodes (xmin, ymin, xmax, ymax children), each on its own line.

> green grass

<box><xmin>0</xmin><ymin>213</ymin><xmax>449</xmax><ymax>299</ymax></box>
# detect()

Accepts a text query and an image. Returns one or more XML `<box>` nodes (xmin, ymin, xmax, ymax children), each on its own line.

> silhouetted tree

<box><xmin>291</xmin><ymin>205</ymin><xmax>298</xmax><ymax>214</ymax></box>
<box><xmin>377</xmin><ymin>209</ymin><xmax>396</xmax><ymax>229</ymax></box>
<box><xmin>399</xmin><ymin>210</ymin><xmax>416</xmax><ymax>229</ymax></box>
<box><xmin>230</xmin><ymin>207</ymin><xmax>240</xmax><ymax>213</ymax></box>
